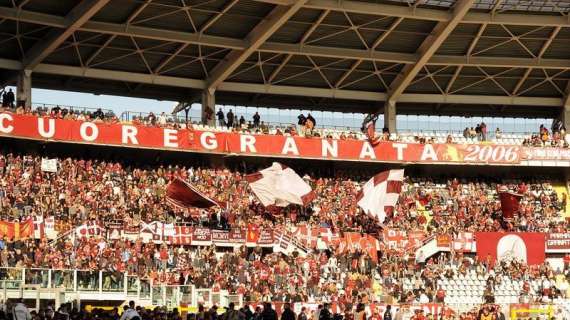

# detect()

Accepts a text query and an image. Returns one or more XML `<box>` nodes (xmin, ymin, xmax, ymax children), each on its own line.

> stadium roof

<box><xmin>0</xmin><ymin>0</ymin><xmax>569</xmax><ymax>118</ymax></box>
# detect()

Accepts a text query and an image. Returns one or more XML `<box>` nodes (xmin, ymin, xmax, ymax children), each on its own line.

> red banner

<box><xmin>383</xmin><ymin>228</ymin><xmax>426</xmax><ymax>251</ymax></box>
<box><xmin>172</xmin><ymin>226</ymin><xmax>192</xmax><ymax>245</ymax></box>
<box><xmin>211</xmin><ymin>230</ymin><xmax>229</xmax><ymax>243</ymax></box>
<box><xmin>436</xmin><ymin>234</ymin><xmax>452</xmax><ymax>247</ymax></box>
<box><xmin>0</xmin><ymin>218</ymin><xmax>33</xmax><ymax>239</ymax></box>
<box><xmin>247</xmin><ymin>225</ymin><xmax>260</xmax><ymax>243</ymax></box>
<box><xmin>0</xmin><ymin>113</ymin><xmax>528</xmax><ymax>164</ymax></box>
<box><xmin>407</xmin><ymin>231</ymin><xmax>426</xmax><ymax>250</ymax></box>
<box><xmin>192</xmin><ymin>228</ymin><xmax>212</xmax><ymax>243</ymax></box>
<box><xmin>546</xmin><ymin>233</ymin><xmax>570</xmax><ymax>250</ymax></box>
<box><xmin>475</xmin><ymin>232</ymin><xmax>546</xmax><ymax>265</ymax></box>
<box><xmin>229</xmin><ymin>228</ymin><xmax>246</xmax><ymax>243</ymax></box>
<box><xmin>338</xmin><ymin>232</ymin><xmax>379</xmax><ymax>262</ymax></box>
<box><xmin>258</xmin><ymin>229</ymin><xmax>274</xmax><ymax>245</ymax></box>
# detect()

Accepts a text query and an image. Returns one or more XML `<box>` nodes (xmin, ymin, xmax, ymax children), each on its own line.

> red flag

<box><xmin>166</xmin><ymin>178</ymin><xmax>219</xmax><ymax>209</ymax></box>
<box><xmin>475</xmin><ymin>232</ymin><xmax>545</xmax><ymax>265</ymax></box>
<box><xmin>499</xmin><ymin>191</ymin><xmax>522</xmax><ymax>219</ymax></box>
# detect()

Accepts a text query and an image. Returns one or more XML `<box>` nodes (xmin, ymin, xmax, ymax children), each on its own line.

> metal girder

<box><xmin>2</xmin><ymin>7</ymin><xmax>570</xmax><ymax>70</ymax></box>
<box><xmin>206</xmin><ymin>0</ymin><xmax>307</xmax><ymax>92</ymax></box>
<box><xmin>387</xmin><ymin>0</ymin><xmax>475</xmax><ymax>104</ymax></box>
<box><xmin>0</xmin><ymin>57</ymin><xmax>563</xmax><ymax>107</ymax></box>
<box><xmin>397</xmin><ymin>93</ymin><xmax>562</xmax><ymax>106</ymax></box>
<box><xmin>254</xmin><ymin>0</ymin><xmax>570</xmax><ymax>27</ymax></box>
<box><xmin>22</xmin><ymin>0</ymin><xmax>111</xmax><ymax>70</ymax></box>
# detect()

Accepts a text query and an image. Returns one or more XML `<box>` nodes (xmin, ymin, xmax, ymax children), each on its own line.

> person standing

<box><xmin>480</xmin><ymin>122</ymin><xmax>487</xmax><ymax>141</ymax></box>
<box><xmin>6</xmin><ymin>89</ymin><xmax>15</xmax><ymax>108</ymax></box>
<box><xmin>319</xmin><ymin>303</ymin><xmax>331</xmax><ymax>320</ymax></box>
<box><xmin>306</xmin><ymin>113</ymin><xmax>316</xmax><ymax>127</ymax></box>
<box><xmin>297</xmin><ymin>113</ymin><xmax>307</xmax><ymax>135</ymax></box>
<box><xmin>216</xmin><ymin>109</ymin><xmax>225</xmax><ymax>127</ymax></box>
<box><xmin>383</xmin><ymin>305</ymin><xmax>393</xmax><ymax>320</ymax></box>
<box><xmin>227</xmin><ymin>109</ymin><xmax>235</xmax><ymax>128</ymax></box>
<box><xmin>297</xmin><ymin>307</ymin><xmax>308</xmax><ymax>320</ymax></box>
<box><xmin>261</xmin><ymin>303</ymin><xmax>277</xmax><ymax>320</ymax></box>
<box><xmin>354</xmin><ymin>304</ymin><xmax>366</xmax><ymax>320</ymax></box>
<box><xmin>253</xmin><ymin>112</ymin><xmax>261</xmax><ymax>128</ymax></box>
<box><xmin>281</xmin><ymin>303</ymin><xmax>296</xmax><ymax>320</ymax></box>
<box><xmin>1</xmin><ymin>90</ymin><xmax>7</xmax><ymax>108</ymax></box>
<box><xmin>119</xmin><ymin>301</ymin><xmax>140</xmax><ymax>320</ymax></box>
<box><xmin>12</xmin><ymin>299</ymin><xmax>30</xmax><ymax>320</ymax></box>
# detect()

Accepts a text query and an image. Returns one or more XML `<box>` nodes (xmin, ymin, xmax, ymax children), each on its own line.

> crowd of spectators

<box><xmin>0</xmin><ymin>147</ymin><xmax>568</xmax><ymax>307</ymax></box>
<box><xmin>462</xmin><ymin>123</ymin><xmax>488</xmax><ymax>142</ymax></box>
<box><xmin>0</xmin><ymin>298</ymin><xmax>528</xmax><ymax>320</ymax></box>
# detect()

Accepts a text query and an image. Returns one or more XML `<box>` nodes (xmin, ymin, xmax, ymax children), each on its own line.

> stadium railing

<box><xmin>1</xmin><ymin>267</ymin><xmax>569</xmax><ymax>318</ymax></box>
<box><xmin>0</xmin><ymin>267</ymin><xmax>242</xmax><ymax>309</ymax></box>
<box><xmin>31</xmin><ymin>103</ymin><xmax>113</xmax><ymax>117</ymax></box>
<box><xmin>118</xmin><ymin>110</ymin><xmax>545</xmax><ymax>143</ymax></box>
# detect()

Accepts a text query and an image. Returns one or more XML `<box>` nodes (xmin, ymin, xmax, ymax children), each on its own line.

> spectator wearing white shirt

<box><xmin>119</xmin><ymin>301</ymin><xmax>140</xmax><ymax>320</ymax></box>
<box><xmin>13</xmin><ymin>299</ymin><xmax>31</xmax><ymax>320</ymax></box>
<box><xmin>158</xmin><ymin>112</ymin><xmax>167</xmax><ymax>126</ymax></box>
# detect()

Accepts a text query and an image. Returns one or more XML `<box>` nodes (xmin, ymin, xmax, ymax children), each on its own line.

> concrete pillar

<box><xmin>384</xmin><ymin>100</ymin><xmax>397</xmax><ymax>133</ymax></box>
<box><xmin>201</xmin><ymin>90</ymin><xmax>216</xmax><ymax>126</ymax></box>
<box><xmin>16</xmin><ymin>69</ymin><xmax>32</xmax><ymax>108</ymax></box>
<box><xmin>560</xmin><ymin>104</ymin><xmax>570</xmax><ymax>132</ymax></box>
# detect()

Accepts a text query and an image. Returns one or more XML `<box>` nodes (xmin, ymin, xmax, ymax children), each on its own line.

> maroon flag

<box><xmin>166</xmin><ymin>178</ymin><xmax>219</xmax><ymax>209</ymax></box>
<box><xmin>361</xmin><ymin>114</ymin><xmax>380</xmax><ymax>146</ymax></box>
<box><xmin>499</xmin><ymin>191</ymin><xmax>522</xmax><ymax>219</ymax></box>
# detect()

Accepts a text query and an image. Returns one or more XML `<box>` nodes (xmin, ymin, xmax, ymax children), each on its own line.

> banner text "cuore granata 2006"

<box><xmin>0</xmin><ymin>112</ymin><xmax>530</xmax><ymax>164</ymax></box>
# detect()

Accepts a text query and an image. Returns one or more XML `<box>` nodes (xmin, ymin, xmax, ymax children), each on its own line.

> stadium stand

<box><xmin>2</xmin><ymin>0</ymin><xmax>570</xmax><ymax>318</ymax></box>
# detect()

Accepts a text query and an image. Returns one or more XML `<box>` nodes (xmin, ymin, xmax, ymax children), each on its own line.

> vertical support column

<box><xmin>17</xmin><ymin>69</ymin><xmax>32</xmax><ymax>108</ymax></box>
<box><xmin>201</xmin><ymin>90</ymin><xmax>216</xmax><ymax>126</ymax></box>
<box><xmin>99</xmin><ymin>271</ymin><xmax>103</xmax><ymax>295</ymax></box>
<box><xmin>560</xmin><ymin>104</ymin><xmax>570</xmax><ymax>132</ymax></box>
<box><xmin>384</xmin><ymin>100</ymin><xmax>397</xmax><ymax>133</ymax></box>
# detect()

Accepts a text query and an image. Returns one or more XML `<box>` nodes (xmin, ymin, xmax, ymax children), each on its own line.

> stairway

<box><xmin>553</xmin><ymin>182</ymin><xmax>570</xmax><ymax>218</ymax></box>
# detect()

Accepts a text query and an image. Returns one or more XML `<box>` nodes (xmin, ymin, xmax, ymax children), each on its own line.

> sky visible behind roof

<box><xmin>5</xmin><ymin>86</ymin><xmax>552</xmax><ymax>134</ymax></box>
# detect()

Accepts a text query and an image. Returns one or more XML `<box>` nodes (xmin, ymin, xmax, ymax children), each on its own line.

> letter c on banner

<box><xmin>200</xmin><ymin>132</ymin><xmax>218</xmax><ymax>150</ymax></box>
<box><xmin>79</xmin><ymin>122</ymin><xmax>99</xmax><ymax>142</ymax></box>
<box><xmin>0</xmin><ymin>113</ymin><xmax>14</xmax><ymax>134</ymax></box>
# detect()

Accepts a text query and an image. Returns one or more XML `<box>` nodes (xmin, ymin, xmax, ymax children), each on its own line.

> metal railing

<box><xmin>0</xmin><ymin>267</ymin><xmax>242</xmax><ymax>309</ymax></box>
<box><xmin>5</xmin><ymin>103</ymin><xmax>554</xmax><ymax>141</ymax></box>
<box><xmin>31</xmin><ymin>103</ymin><xmax>113</xmax><ymax>116</ymax></box>
<box><xmin>120</xmin><ymin>110</ymin><xmax>188</xmax><ymax>124</ymax></box>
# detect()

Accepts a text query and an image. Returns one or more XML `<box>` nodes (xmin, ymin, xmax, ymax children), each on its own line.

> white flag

<box><xmin>357</xmin><ymin>169</ymin><xmax>404</xmax><ymax>223</ymax></box>
<box><xmin>245</xmin><ymin>162</ymin><xmax>314</xmax><ymax>207</ymax></box>
<box><xmin>41</xmin><ymin>158</ymin><xmax>58</xmax><ymax>172</ymax></box>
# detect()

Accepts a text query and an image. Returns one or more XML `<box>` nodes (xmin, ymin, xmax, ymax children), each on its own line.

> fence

<box><xmin>0</xmin><ymin>267</ymin><xmax>569</xmax><ymax>319</ymax></box>
<box><xmin>0</xmin><ymin>267</ymin><xmax>242</xmax><ymax>310</ymax></box>
<box><xmin>31</xmin><ymin>103</ymin><xmax>113</xmax><ymax>116</ymax></box>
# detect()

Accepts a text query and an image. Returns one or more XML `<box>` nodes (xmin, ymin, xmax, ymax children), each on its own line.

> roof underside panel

<box><xmin>0</xmin><ymin>0</ymin><xmax>568</xmax><ymax>117</ymax></box>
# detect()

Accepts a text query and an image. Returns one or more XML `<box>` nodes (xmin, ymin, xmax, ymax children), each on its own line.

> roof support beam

<box><xmin>387</xmin><ymin>0</ymin><xmax>475</xmax><ymax>104</ymax></box>
<box><xmin>253</xmin><ymin>0</ymin><xmax>570</xmax><ymax>27</ymax></box>
<box><xmin>22</xmin><ymin>0</ymin><xmax>111</xmax><ymax>70</ymax></box>
<box><xmin>0</xmin><ymin>58</ymin><xmax>562</xmax><ymax>107</ymax></box>
<box><xmin>206</xmin><ymin>0</ymin><xmax>307</xmax><ymax>92</ymax></box>
<box><xmin>537</xmin><ymin>26</ymin><xmax>561</xmax><ymax>59</ymax></box>
<box><xmin>2</xmin><ymin>7</ymin><xmax>570</xmax><ymax>70</ymax></box>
